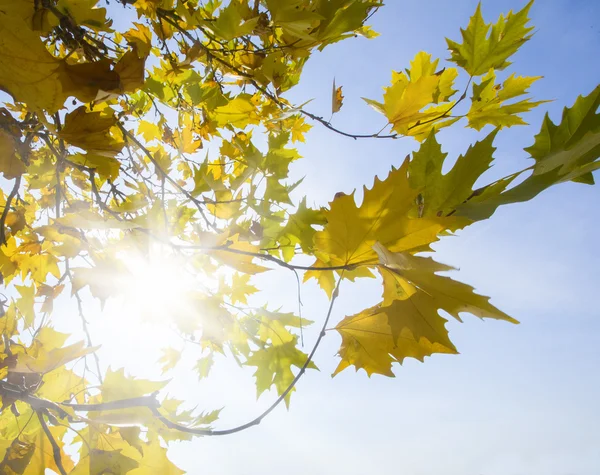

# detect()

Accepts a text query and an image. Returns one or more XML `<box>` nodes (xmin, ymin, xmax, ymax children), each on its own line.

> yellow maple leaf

<box><xmin>0</xmin><ymin>130</ymin><xmax>26</xmax><ymax>179</ymax></box>
<box><xmin>0</xmin><ymin>13</ymin><xmax>67</xmax><ymax>112</ymax></box>
<box><xmin>467</xmin><ymin>70</ymin><xmax>547</xmax><ymax>130</ymax></box>
<box><xmin>213</xmin><ymin>94</ymin><xmax>260</xmax><ymax>128</ymax></box>
<box><xmin>334</xmin><ymin>303</ymin><xmax>457</xmax><ymax>377</ymax></box>
<box><xmin>100</xmin><ymin>367</ymin><xmax>167</xmax><ymax>402</ymax></box>
<box><xmin>58</xmin><ymin>107</ymin><xmax>124</xmax><ymax>156</ymax></box>
<box><xmin>124</xmin><ymin>22</ymin><xmax>153</xmax><ymax>57</ymax></box>
<box><xmin>331</xmin><ymin>78</ymin><xmax>344</xmax><ymax>114</ymax></box>
<box><xmin>363</xmin><ymin>52</ymin><xmax>458</xmax><ymax>136</ymax></box>
<box><xmin>114</xmin><ymin>47</ymin><xmax>147</xmax><ymax>93</ymax></box>
<box><xmin>311</xmin><ymin>159</ymin><xmax>452</xmax><ymax>269</ymax></box>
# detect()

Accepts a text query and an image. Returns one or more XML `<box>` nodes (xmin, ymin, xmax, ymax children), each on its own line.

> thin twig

<box><xmin>151</xmin><ymin>274</ymin><xmax>344</xmax><ymax>436</ymax></box>
<box><xmin>0</xmin><ymin>176</ymin><xmax>21</xmax><ymax>246</ymax></box>
<box><xmin>118</xmin><ymin>124</ymin><xmax>217</xmax><ymax>231</ymax></box>
<box><xmin>65</xmin><ymin>260</ymin><xmax>103</xmax><ymax>384</ymax></box>
<box><xmin>36</xmin><ymin>410</ymin><xmax>68</xmax><ymax>475</ymax></box>
<box><xmin>176</xmin><ymin>242</ymin><xmax>363</xmax><ymax>272</ymax></box>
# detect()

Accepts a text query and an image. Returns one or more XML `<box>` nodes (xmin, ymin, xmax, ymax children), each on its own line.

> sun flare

<box><xmin>116</xmin><ymin>246</ymin><xmax>217</xmax><ymax>327</ymax></box>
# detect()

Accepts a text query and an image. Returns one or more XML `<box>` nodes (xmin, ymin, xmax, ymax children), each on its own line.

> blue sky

<box><xmin>45</xmin><ymin>0</ymin><xmax>600</xmax><ymax>474</ymax></box>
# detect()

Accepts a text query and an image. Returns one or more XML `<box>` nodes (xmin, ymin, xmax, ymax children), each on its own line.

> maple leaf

<box><xmin>213</xmin><ymin>94</ymin><xmax>260</xmax><ymax>128</ymax></box>
<box><xmin>12</xmin><ymin>340</ymin><xmax>98</xmax><ymax>374</ymax></box>
<box><xmin>363</xmin><ymin>52</ymin><xmax>458</xmax><ymax>136</ymax></box>
<box><xmin>194</xmin><ymin>354</ymin><xmax>214</xmax><ymax>380</ymax></box>
<box><xmin>310</xmin><ymin>159</ymin><xmax>453</xmax><ymax>270</ymax></box>
<box><xmin>246</xmin><ymin>338</ymin><xmax>317</xmax><ymax>407</ymax></box>
<box><xmin>211</xmin><ymin>1</ymin><xmax>259</xmax><ymax>41</ymax></box>
<box><xmin>0</xmin><ymin>130</ymin><xmax>25</xmax><ymax>179</ymax></box>
<box><xmin>208</xmin><ymin>237</ymin><xmax>268</xmax><ymax>274</ymax></box>
<box><xmin>58</xmin><ymin>107</ymin><xmax>125</xmax><ymax>156</ymax></box>
<box><xmin>289</xmin><ymin>116</ymin><xmax>312</xmax><ymax>143</ymax></box>
<box><xmin>409</xmin><ymin>129</ymin><xmax>498</xmax><ymax>221</ymax></box>
<box><xmin>446</xmin><ymin>1</ymin><xmax>534</xmax><ymax>76</ymax></box>
<box><xmin>55</xmin><ymin>0</ymin><xmax>112</xmax><ymax>32</ymax></box>
<box><xmin>0</xmin><ymin>12</ymin><xmax>128</xmax><ymax>112</ymax></box>
<box><xmin>335</xmin><ymin>302</ymin><xmax>458</xmax><ymax>377</ymax></box>
<box><xmin>467</xmin><ymin>70</ymin><xmax>547</xmax><ymax>130</ymax></box>
<box><xmin>332</xmin><ymin>78</ymin><xmax>344</xmax><ymax>114</ymax></box>
<box><xmin>254</xmin><ymin>309</ymin><xmax>312</xmax><ymax>346</ymax></box>
<box><xmin>100</xmin><ymin>367</ymin><xmax>167</xmax><ymax>402</ymax></box>
<box><xmin>114</xmin><ymin>47</ymin><xmax>148</xmax><ymax>93</ymax></box>
<box><xmin>230</xmin><ymin>273</ymin><xmax>258</xmax><ymax>305</ymax></box>
<box><xmin>374</xmin><ymin>243</ymin><xmax>515</xmax><ymax>324</ymax></box>
<box><xmin>455</xmin><ymin>84</ymin><xmax>600</xmax><ymax>221</ymax></box>
<box><xmin>0</xmin><ymin>438</ymin><xmax>35</xmax><ymax>474</ymax></box>
<box><xmin>15</xmin><ymin>285</ymin><xmax>35</xmax><ymax>328</ymax></box>
<box><xmin>273</xmin><ymin>197</ymin><xmax>326</xmax><ymax>261</ymax></box>
<box><xmin>528</xmin><ymin>85</ymin><xmax>600</xmax><ymax>178</ymax></box>
<box><xmin>158</xmin><ymin>348</ymin><xmax>182</xmax><ymax>374</ymax></box>
<box><xmin>334</xmin><ymin>243</ymin><xmax>515</xmax><ymax>376</ymax></box>
<box><xmin>0</xmin><ymin>13</ymin><xmax>67</xmax><ymax>112</ymax></box>
<box><xmin>124</xmin><ymin>22</ymin><xmax>153</xmax><ymax>57</ymax></box>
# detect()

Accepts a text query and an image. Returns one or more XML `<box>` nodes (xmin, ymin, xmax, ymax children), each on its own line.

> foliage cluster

<box><xmin>0</xmin><ymin>0</ymin><xmax>598</xmax><ymax>472</ymax></box>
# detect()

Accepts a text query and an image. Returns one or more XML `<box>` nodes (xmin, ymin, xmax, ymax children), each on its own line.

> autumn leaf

<box><xmin>446</xmin><ymin>0</ymin><xmax>534</xmax><ymax>76</ymax></box>
<box><xmin>363</xmin><ymin>52</ymin><xmax>458</xmax><ymax>136</ymax></box>
<box><xmin>100</xmin><ymin>367</ymin><xmax>168</xmax><ymax>402</ymax></box>
<box><xmin>12</xmin><ymin>340</ymin><xmax>98</xmax><ymax>374</ymax></box>
<box><xmin>124</xmin><ymin>22</ymin><xmax>153</xmax><ymax>57</ymax></box>
<box><xmin>374</xmin><ymin>243</ymin><xmax>515</xmax><ymax>326</ymax></box>
<box><xmin>409</xmin><ymin>129</ymin><xmax>498</xmax><ymax>221</ymax></box>
<box><xmin>0</xmin><ymin>13</ymin><xmax>67</xmax><ymax>112</ymax></box>
<box><xmin>467</xmin><ymin>71</ymin><xmax>547</xmax><ymax>130</ymax></box>
<box><xmin>213</xmin><ymin>95</ymin><xmax>260</xmax><ymax>128</ymax></box>
<box><xmin>332</xmin><ymin>78</ymin><xmax>344</xmax><ymax>114</ymax></box>
<box><xmin>0</xmin><ymin>130</ymin><xmax>25</xmax><ymax>179</ymax></box>
<box><xmin>333</xmin><ymin>242</ymin><xmax>514</xmax><ymax>376</ymax></box>
<box><xmin>455</xmin><ymin>84</ymin><xmax>600</xmax><ymax>220</ymax></box>
<box><xmin>58</xmin><ymin>107</ymin><xmax>125</xmax><ymax>156</ymax></box>
<box><xmin>158</xmin><ymin>348</ymin><xmax>182</xmax><ymax>374</ymax></box>
<box><xmin>114</xmin><ymin>47</ymin><xmax>147</xmax><ymax>93</ymax></box>
<box><xmin>335</xmin><ymin>302</ymin><xmax>458</xmax><ymax>377</ymax></box>
<box><xmin>246</xmin><ymin>338</ymin><xmax>317</xmax><ymax>407</ymax></box>
<box><xmin>310</xmin><ymin>159</ymin><xmax>453</xmax><ymax>271</ymax></box>
<box><xmin>211</xmin><ymin>1</ymin><xmax>259</xmax><ymax>41</ymax></box>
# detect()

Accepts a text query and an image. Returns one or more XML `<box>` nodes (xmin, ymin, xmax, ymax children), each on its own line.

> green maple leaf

<box><xmin>409</xmin><ymin>129</ymin><xmax>497</xmax><ymax>222</ymax></box>
<box><xmin>446</xmin><ymin>0</ymin><xmax>534</xmax><ymax>76</ymax></box>
<box><xmin>456</xmin><ymin>84</ymin><xmax>600</xmax><ymax>220</ymax></box>
<box><xmin>245</xmin><ymin>338</ymin><xmax>317</xmax><ymax>407</ymax></box>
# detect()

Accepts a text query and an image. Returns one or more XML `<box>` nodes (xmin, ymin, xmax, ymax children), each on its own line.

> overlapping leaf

<box><xmin>364</xmin><ymin>52</ymin><xmax>459</xmax><ymax>137</ymax></box>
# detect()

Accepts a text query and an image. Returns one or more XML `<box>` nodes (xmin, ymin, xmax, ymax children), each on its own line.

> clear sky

<box><xmin>50</xmin><ymin>1</ymin><xmax>600</xmax><ymax>474</ymax></box>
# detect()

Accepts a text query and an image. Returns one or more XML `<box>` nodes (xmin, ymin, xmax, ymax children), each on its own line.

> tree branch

<box><xmin>152</xmin><ymin>274</ymin><xmax>344</xmax><ymax>436</ymax></box>
<box><xmin>36</xmin><ymin>410</ymin><xmax>68</xmax><ymax>475</ymax></box>
<box><xmin>175</xmin><ymin>242</ymin><xmax>366</xmax><ymax>272</ymax></box>
<box><xmin>156</xmin><ymin>10</ymin><xmax>400</xmax><ymax>141</ymax></box>
<box><xmin>118</xmin><ymin>124</ymin><xmax>218</xmax><ymax>231</ymax></box>
<box><xmin>0</xmin><ymin>274</ymin><xmax>343</xmax><ymax>439</ymax></box>
<box><xmin>0</xmin><ymin>176</ymin><xmax>21</xmax><ymax>246</ymax></box>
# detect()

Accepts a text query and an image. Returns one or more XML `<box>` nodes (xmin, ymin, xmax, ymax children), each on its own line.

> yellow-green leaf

<box><xmin>446</xmin><ymin>1</ymin><xmax>534</xmax><ymax>76</ymax></box>
<box><xmin>467</xmin><ymin>71</ymin><xmax>547</xmax><ymax>130</ymax></box>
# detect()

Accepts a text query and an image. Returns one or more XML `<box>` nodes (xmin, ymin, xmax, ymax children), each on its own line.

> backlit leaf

<box><xmin>446</xmin><ymin>1</ymin><xmax>534</xmax><ymax>76</ymax></box>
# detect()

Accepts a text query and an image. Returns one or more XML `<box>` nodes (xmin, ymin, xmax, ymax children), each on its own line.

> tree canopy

<box><xmin>0</xmin><ymin>0</ymin><xmax>598</xmax><ymax>473</ymax></box>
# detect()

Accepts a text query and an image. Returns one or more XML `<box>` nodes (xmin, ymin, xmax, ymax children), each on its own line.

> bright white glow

<box><xmin>90</xmin><ymin>246</ymin><xmax>220</xmax><ymax>379</ymax></box>
<box><xmin>116</xmin><ymin>246</ymin><xmax>218</xmax><ymax>324</ymax></box>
